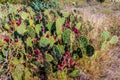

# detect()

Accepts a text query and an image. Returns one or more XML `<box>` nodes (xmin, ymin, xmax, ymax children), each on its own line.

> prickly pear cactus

<box><xmin>0</xmin><ymin>55</ymin><xmax>4</xmax><ymax>62</ymax></box>
<box><xmin>49</xmin><ymin>36</ymin><xmax>55</xmax><ymax>48</ymax></box>
<box><xmin>62</xmin><ymin>29</ymin><xmax>70</xmax><ymax>44</ymax></box>
<box><xmin>46</xmin><ymin>21</ymin><xmax>53</xmax><ymax>31</ymax></box>
<box><xmin>45</xmin><ymin>53</ymin><xmax>54</xmax><ymax>62</ymax></box>
<box><xmin>62</xmin><ymin>12</ymin><xmax>69</xmax><ymax>18</ymax></box>
<box><xmin>79</xmin><ymin>36</ymin><xmax>89</xmax><ymax>49</ymax></box>
<box><xmin>101</xmin><ymin>31</ymin><xmax>110</xmax><ymax>41</ymax></box>
<box><xmin>16</xmin><ymin>24</ymin><xmax>27</xmax><ymax>36</ymax></box>
<box><xmin>75</xmin><ymin>23</ymin><xmax>81</xmax><ymax>30</ymax></box>
<box><xmin>69</xmin><ymin>70</ymin><xmax>81</xmax><ymax>78</ymax></box>
<box><xmin>57</xmin><ymin>71</ymin><xmax>67</xmax><ymax>80</ymax></box>
<box><xmin>35</xmin><ymin>24</ymin><xmax>42</xmax><ymax>34</ymax></box>
<box><xmin>70</xmin><ymin>32</ymin><xmax>75</xmax><ymax>52</ymax></box>
<box><xmin>39</xmin><ymin>37</ymin><xmax>50</xmax><ymax>47</ymax></box>
<box><xmin>19</xmin><ymin>11</ymin><xmax>29</xmax><ymax>20</ymax></box>
<box><xmin>77</xmin><ymin>48</ymin><xmax>83</xmax><ymax>58</ymax></box>
<box><xmin>56</xmin><ymin>45</ymin><xmax>65</xmax><ymax>55</ymax></box>
<box><xmin>27</xmin><ymin>27</ymin><xmax>36</xmax><ymax>38</ymax></box>
<box><xmin>4</xmin><ymin>24</ymin><xmax>10</xmax><ymax>30</ymax></box>
<box><xmin>52</xmin><ymin>46</ymin><xmax>62</xmax><ymax>61</ymax></box>
<box><xmin>45</xmin><ymin>61</ymin><xmax>53</xmax><ymax>74</ymax></box>
<box><xmin>101</xmin><ymin>31</ymin><xmax>118</xmax><ymax>51</ymax></box>
<box><xmin>56</xmin><ymin>17</ymin><xmax>65</xmax><ymax>35</ymax></box>
<box><xmin>11</xmin><ymin>64</ymin><xmax>24</xmax><ymax>80</ymax></box>
<box><xmin>0</xmin><ymin>5</ymin><xmax>99</xmax><ymax>80</ymax></box>
<box><xmin>86</xmin><ymin>45</ymin><xmax>95</xmax><ymax>57</ymax></box>
<box><xmin>29</xmin><ymin>19</ymin><xmax>34</xmax><ymax>26</ymax></box>
<box><xmin>26</xmin><ymin>37</ymin><xmax>33</xmax><ymax>47</ymax></box>
<box><xmin>109</xmin><ymin>36</ymin><xmax>118</xmax><ymax>44</ymax></box>
<box><xmin>101</xmin><ymin>41</ymin><xmax>107</xmax><ymax>51</ymax></box>
<box><xmin>72</xmin><ymin>48</ymin><xmax>83</xmax><ymax>60</ymax></box>
<box><xmin>24</xmin><ymin>68</ymin><xmax>33</xmax><ymax>80</ymax></box>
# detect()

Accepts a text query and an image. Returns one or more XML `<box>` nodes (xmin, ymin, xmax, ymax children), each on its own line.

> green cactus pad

<box><xmin>62</xmin><ymin>29</ymin><xmax>70</xmax><ymax>44</ymax></box>
<box><xmin>86</xmin><ymin>45</ymin><xmax>95</xmax><ymax>57</ymax></box>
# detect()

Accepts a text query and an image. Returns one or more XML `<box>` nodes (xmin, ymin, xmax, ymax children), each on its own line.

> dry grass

<box><xmin>76</xmin><ymin>50</ymin><xmax>110</xmax><ymax>80</ymax></box>
<box><xmin>58</xmin><ymin>0</ymin><xmax>87</xmax><ymax>8</ymax></box>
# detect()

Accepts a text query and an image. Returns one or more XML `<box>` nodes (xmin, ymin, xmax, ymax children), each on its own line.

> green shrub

<box><xmin>32</xmin><ymin>0</ymin><xmax>61</xmax><ymax>11</ymax></box>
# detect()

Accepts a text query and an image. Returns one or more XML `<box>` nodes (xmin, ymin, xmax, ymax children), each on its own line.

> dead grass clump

<box><xmin>77</xmin><ymin>50</ymin><xmax>110</xmax><ymax>80</ymax></box>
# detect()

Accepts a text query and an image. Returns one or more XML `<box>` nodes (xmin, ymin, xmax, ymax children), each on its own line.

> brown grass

<box><xmin>76</xmin><ymin>50</ymin><xmax>110</xmax><ymax>80</ymax></box>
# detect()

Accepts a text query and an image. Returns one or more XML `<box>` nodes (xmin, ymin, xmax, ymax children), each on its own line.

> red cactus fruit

<box><xmin>74</xmin><ymin>28</ymin><xmax>79</xmax><ymax>34</ymax></box>
<box><xmin>65</xmin><ymin>52</ymin><xmax>70</xmax><ymax>58</ymax></box>
<box><xmin>58</xmin><ymin>39</ymin><xmax>62</xmax><ymax>43</ymax></box>
<box><xmin>41</xmin><ymin>27</ymin><xmax>45</xmax><ymax>34</ymax></box>
<box><xmin>57</xmin><ymin>65</ymin><xmax>63</xmax><ymax>71</ymax></box>
<box><xmin>67</xmin><ymin>64</ymin><xmax>71</xmax><ymax>68</ymax></box>
<box><xmin>53</xmin><ymin>36</ymin><xmax>56</xmax><ymax>40</ymax></box>
<box><xmin>35</xmin><ymin>57</ymin><xmax>39</xmax><ymax>61</ymax></box>
<box><xmin>35</xmin><ymin>49</ymin><xmax>41</xmax><ymax>54</ymax></box>
<box><xmin>46</xmin><ymin>34</ymin><xmax>50</xmax><ymax>38</ymax></box>
<box><xmin>4</xmin><ymin>37</ymin><xmax>10</xmax><ymax>42</ymax></box>
<box><xmin>27</xmin><ymin>54</ymin><xmax>31</xmax><ymax>58</ymax></box>
<box><xmin>16</xmin><ymin>20</ymin><xmax>21</xmax><ymax>26</ymax></box>
<box><xmin>14</xmin><ymin>38</ymin><xmax>18</xmax><ymax>42</ymax></box>
<box><xmin>9</xmin><ymin>30</ymin><xmax>13</xmax><ymax>33</ymax></box>
<box><xmin>33</xmin><ymin>38</ymin><xmax>37</xmax><ymax>43</ymax></box>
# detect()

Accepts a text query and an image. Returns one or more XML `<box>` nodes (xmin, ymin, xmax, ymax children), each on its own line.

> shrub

<box><xmin>32</xmin><ymin>0</ymin><xmax>61</xmax><ymax>12</ymax></box>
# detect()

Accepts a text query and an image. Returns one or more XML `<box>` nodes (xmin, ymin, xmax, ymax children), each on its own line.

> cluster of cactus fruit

<box><xmin>0</xmin><ymin>5</ymin><xmax>97</xmax><ymax>79</ymax></box>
